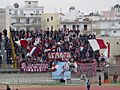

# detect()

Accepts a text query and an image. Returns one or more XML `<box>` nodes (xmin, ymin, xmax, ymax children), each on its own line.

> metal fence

<box><xmin>0</xmin><ymin>73</ymin><xmax>59</xmax><ymax>85</ymax></box>
<box><xmin>0</xmin><ymin>72</ymin><xmax>120</xmax><ymax>85</ymax></box>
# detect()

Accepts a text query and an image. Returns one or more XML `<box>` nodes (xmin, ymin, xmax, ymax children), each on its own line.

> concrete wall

<box><xmin>98</xmin><ymin>37</ymin><xmax>120</xmax><ymax>64</ymax></box>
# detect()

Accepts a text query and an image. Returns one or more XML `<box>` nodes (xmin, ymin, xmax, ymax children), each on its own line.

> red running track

<box><xmin>3</xmin><ymin>86</ymin><xmax>120</xmax><ymax>90</ymax></box>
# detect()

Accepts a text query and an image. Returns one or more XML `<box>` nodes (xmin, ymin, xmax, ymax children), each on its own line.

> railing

<box><xmin>11</xmin><ymin>14</ymin><xmax>41</xmax><ymax>18</ymax></box>
<box><xmin>0</xmin><ymin>73</ymin><xmax>58</xmax><ymax>85</ymax></box>
<box><xmin>0</xmin><ymin>72</ymin><xmax>120</xmax><ymax>85</ymax></box>
<box><xmin>12</xmin><ymin>23</ymin><xmax>41</xmax><ymax>27</ymax></box>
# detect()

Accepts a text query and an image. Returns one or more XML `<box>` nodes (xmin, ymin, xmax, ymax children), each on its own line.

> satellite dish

<box><xmin>14</xmin><ymin>3</ymin><xmax>19</xmax><ymax>8</ymax></box>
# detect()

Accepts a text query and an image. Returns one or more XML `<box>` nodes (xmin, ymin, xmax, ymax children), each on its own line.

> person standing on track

<box><xmin>86</xmin><ymin>79</ymin><xmax>91</xmax><ymax>90</ymax></box>
<box><xmin>99</xmin><ymin>75</ymin><xmax>102</xmax><ymax>86</ymax></box>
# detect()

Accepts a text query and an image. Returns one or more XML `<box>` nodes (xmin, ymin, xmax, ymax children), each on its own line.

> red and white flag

<box><xmin>103</xmin><ymin>43</ymin><xmax>110</xmax><ymax>62</ymax></box>
<box><xmin>88</xmin><ymin>39</ymin><xmax>107</xmax><ymax>51</ymax></box>
<box><xmin>15</xmin><ymin>39</ymin><xmax>28</xmax><ymax>49</ymax></box>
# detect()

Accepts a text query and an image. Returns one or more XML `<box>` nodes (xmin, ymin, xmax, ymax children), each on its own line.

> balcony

<box><xmin>11</xmin><ymin>22</ymin><xmax>41</xmax><ymax>27</ymax></box>
<box><xmin>11</xmin><ymin>14</ymin><xmax>41</xmax><ymax>18</ymax></box>
<box><xmin>60</xmin><ymin>19</ymin><xmax>80</xmax><ymax>24</ymax></box>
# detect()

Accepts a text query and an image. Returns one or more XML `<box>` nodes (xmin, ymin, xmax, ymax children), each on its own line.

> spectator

<box><xmin>9</xmin><ymin>28</ymin><xmax>98</xmax><ymax>72</ymax></box>
<box><xmin>3</xmin><ymin>29</ymin><xmax>7</xmax><ymax>38</ymax></box>
<box><xmin>98</xmin><ymin>75</ymin><xmax>102</xmax><ymax>86</ymax></box>
<box><xmin>86</xmin><ymin>79</ymin><xmax>91</xmax><ymax>90</ymax></box>
<box><xmin>113</xmin><ymin>73</ymin><xmax>118</xmax><ymax>83</ymax></box>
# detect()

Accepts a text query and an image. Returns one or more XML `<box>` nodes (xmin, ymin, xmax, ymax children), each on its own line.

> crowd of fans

<box><xmin>0</xmin><ymin>28</ymin><xmax>104</xmax><ymax>70</ymax></box>
<box><xmin>10</xmin><ymin>29</ymin><xmax>99</xmax><ymax>67</ymax></box>
<box><xmin>0</xmin><ymin>29</ymin><xmax>13</xmax><ymax>66</ymax></box>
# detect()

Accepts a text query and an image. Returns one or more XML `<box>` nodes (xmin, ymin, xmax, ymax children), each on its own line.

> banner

<box><xmin>52</xmin><ymin>62</ymin><xmax>71</xmax><ymax>80</ymax></box>
<box><xmin>48</xmin><ymin>52</ymin><xmax>71</xmax><ymax>60</ymax></box>
<box><xmin>77</xmin><ymin>60</ymin><xmax>97</xmax><ymax>77</ymax></box>
<box><xmin>21</xmin><ymin>63</ymin><xmax>48</xmax><ymax>72</ymax></box>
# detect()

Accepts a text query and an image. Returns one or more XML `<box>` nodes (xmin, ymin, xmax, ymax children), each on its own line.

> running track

<box><xmin>1</xmin><ymin>85</ymin><xmax>120</xmax><ymax>90</ymax></box>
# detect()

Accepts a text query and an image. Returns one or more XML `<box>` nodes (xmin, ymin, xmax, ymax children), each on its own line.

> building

<box><xmin>0</xmin><ymin>8</ymin><xmax>6</xmax><ymax>32</ymax></box>
<box><xmin>90</xmin><ymin>4</ymin><xmax>120</xmax><ymax>37</ymax></box>
<box><xmin>60</xmin><ymin>7</ymin><xmax>100</xmax><ymax>35</ymax></box>
<box><xmin>41</xmin><ymin>13</ymin><xmax>60</xmax><ymax>31</ymax></box>
<box><xmin>60</xmin><ymin>6</ymin><xmax>83</xmax><ymax>31</ymax></box>
<box><xmin>5</xmin><ymin>0</ymin><xmax>44</xmax><ymax>31</ymax></box>
<box><xmin>83</xmin><ymin>12</ymin><xmax>101</xmax><ymax>35</ymax></box>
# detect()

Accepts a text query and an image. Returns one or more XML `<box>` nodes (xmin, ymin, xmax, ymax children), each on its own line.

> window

<box><xmin>119</xmin><ymin>22</ymin><xmax>120</xmax><ymax>24</ymax></box>
<box><xmin>51</xmin><ymin>26</ymin><xmax>53</xmax><ymax>30</ymax></box>
<box><xmin>14</xmin><ymin>10</ymin><xmax>18</xmax><ymax>15</ymax></box>
<box><xmin>16</xmin><ymin>18</ymin><xmax>20</xmax><ymax>23</ymax></box>
<box><xmin>28</xmin><ymin>2</ymin><xmax>31</xmax><ymax>4</ymax></box>
<box><xmin>51</xmin><ymin>17</ymin><xmax>53</xmax><ymax>20</ymax></box>
<box><xmin>47</xmin><ymin>18</ymin><xmax>49</xmax><ymax>22</ymax></box>
<box><xmin>26</xmin><ymin>19</ymin><xmax>30</xmax><ymax>24</ymax></box>
<box><xmin>84</xmin><ymin>25</ymin><xmax>87</xmax><ymax>31</ymax></box>
<box><xmin>114</xmin><ymin>30</ymin><xmax>116</xmax><ymax>33</ymax></box>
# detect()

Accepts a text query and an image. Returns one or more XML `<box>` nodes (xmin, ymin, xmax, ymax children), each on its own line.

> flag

<box><xmin>44</xmin><ymin>48</ymin><xmax>51</xmax><ymax>52</ymax></box>
<box><xmin>15</xmin><ymin>39</ymin><xmax>28</xmax><ymax>49</ymax></box>
<box><xmin>29</xmin><ymin>46</ymin><xmax>40</xmax><ymax>56</ymax></box>
<box><xmin>103</xmin><ymin>43</ymin><xmax>110</xmax><ymax>63</ymax></box>
<box><xmin>20</xmin><ymin>40</ymin><xmax>28</xmax><ymax>48</ymax></box>
<box><xmin>88</xmin><ymin>39</ymin><xmax>107</xmax><ymax>51</ymax></box>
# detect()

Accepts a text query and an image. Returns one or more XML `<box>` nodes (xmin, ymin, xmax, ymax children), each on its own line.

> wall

<box><xmin>41</xmin><ymin>13</ymin><xmax>60</xmax><ymax>31</ymax></box>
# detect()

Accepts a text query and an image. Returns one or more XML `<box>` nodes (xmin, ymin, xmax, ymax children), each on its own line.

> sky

<box><xmin>0</xmin><ymin>0</ymin><xmax>120</xmax><ymax>14</ymax></box>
